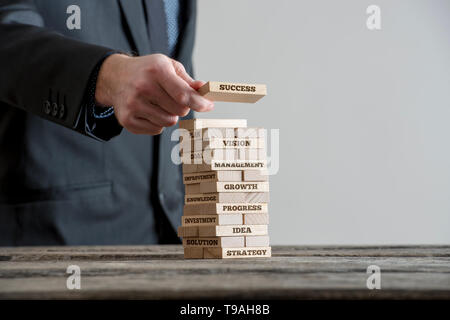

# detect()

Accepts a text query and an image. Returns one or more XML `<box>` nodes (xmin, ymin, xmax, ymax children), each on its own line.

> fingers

<box><xmin>170</xmin><ymin>60</ymin><xmax>206</xmax><ymax>90</ymax></box>
<box><xmin>119</xmin><ymin>54</ymin><xmax>215</xmax><ymax>136</ymax></box>
<box><xmin>159</xmin><ymin>64</ymin><xmax>214</xmax><ymax>113</ymax></box>
<box><xmin>136</xmin><ymin>98</ymin><xmax>179</xmax><ymax>127</ymax></box>
<box><xmin>190</xmin><ymin>80</ymin><xmax>207</xmax><ymax>90</ymax></box>
<box><xmin>171</xmin><ymin>59</ymin><xmax>194</xmax><ymax>84</ymax></box>
<box><xmin>153</xmin><ymin>83</ymin><xmax>191</xmax><ymax>117</ymax></box>
<box><xmin>127</xmin><ymin>116</ymin><xmax>164</xmax><ymax>135</ymax></box>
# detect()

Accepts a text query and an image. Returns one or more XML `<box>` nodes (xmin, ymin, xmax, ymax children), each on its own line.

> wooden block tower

<box><xmin>177</xmin><ymin>81</ymin><xmax>270</xmax><ymax>259</ymax></box>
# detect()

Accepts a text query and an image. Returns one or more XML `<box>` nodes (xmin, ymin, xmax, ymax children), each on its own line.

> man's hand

<box><xmin>95</xmin><ymin>53</ymin><xmax>214</xmax><ymax>135</ymax></box>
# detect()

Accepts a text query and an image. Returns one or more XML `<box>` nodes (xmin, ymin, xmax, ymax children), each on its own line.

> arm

<box><xmin>0</xmin><ymin>22</ymin><xmax>114</xmax><ymax>134</ymax></box>
<box><xmin>94</xmin><ymin>53</ymin><xmax>213</xmax><ymax>135</ymax></box>
<box><xmin>0</xmin><ymin>2</ymin><xmax>213</xmax><ymax>139</ymax></box>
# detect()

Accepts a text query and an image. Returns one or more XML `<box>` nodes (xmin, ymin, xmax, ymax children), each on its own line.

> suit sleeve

<box><xmin>0</xmin><ymin>2</ymin><xmax>122</xmax><ymax>139</ymax></box>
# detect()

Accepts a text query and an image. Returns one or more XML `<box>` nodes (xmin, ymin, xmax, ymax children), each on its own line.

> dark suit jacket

<box><xmin>0</xmin><ymin>0</ymin><xmax>195</xmax><ymax>245</ymax></box>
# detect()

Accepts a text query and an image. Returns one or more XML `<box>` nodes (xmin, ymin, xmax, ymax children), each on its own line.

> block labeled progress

<box><xmin>183</xmin><ymin>203</ymin><xmax>269</xmax><ymax>215</ymax></box>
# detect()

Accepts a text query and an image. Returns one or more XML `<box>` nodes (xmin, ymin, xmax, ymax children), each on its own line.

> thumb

<box><xmin>190</xmin><ymin>80</ymin><xmax>206</xmax><ymax>91</ymax></box>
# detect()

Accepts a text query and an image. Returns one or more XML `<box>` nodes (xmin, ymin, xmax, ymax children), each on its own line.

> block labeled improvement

<box><xmin>183</xmin><ymin>171</ymin><xmax>242</xmax><ymax>184</ymax></box>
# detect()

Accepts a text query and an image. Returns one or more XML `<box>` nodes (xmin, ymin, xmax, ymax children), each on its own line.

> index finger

<box><xmin>158</xmin><ymin>69</ymin><xmax>214</xmax><ymax>112</ymax></box>
<box><xmin>171</xmin><ymin>59</ymin><xmax>206</xmax><ymax>90</ymax></box>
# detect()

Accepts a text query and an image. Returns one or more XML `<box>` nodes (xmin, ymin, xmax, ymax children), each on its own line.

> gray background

<box><xmin>193</xmin><ymin>0</ymin><xmax>450</xmax><ymax>245</ymax></box>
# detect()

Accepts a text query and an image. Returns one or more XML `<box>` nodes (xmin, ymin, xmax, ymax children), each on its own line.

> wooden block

<box><xmin>238</xmin><ymin>148</ymin><xmax>266</xmax><ymax>161</ymax></box>
<box><xmin>179</xmin><ymin>139</ymin><xmax>204</xmax><ymax>155</ymax></box>
<box><xmin>182</xmin><ymin>214</ymin><xmax>243</xmax><ymax>226</ymax></box>
<box><xmin>183</xmin><ymin>171</ymin><xmax>242</xmax><ymax>184</ymax></box>
<box><xmin>200</xmin><ymin>181</ymin><xmax>269</xmax><ymax>193</ymax></box>
<box><xmin>185</xmin><ymin>183</ymin><xmax>201</xmax><ymax>194</ymax></box>
<box><xmin>245</xmin><ymin>236</ymin><xmax>270</xmax><ymax>247</ymax></box>
<box><xmin>182</xmin><ymin>127</ymin><xmax>265</xmax><ymax>141</ymax></box>
<box><xmin>198</xmin><ymin>225</ymin><xmax>268</xmax><ymax>237</ymax></box>
<box><xmin>184</xmin><ymin>163</ymin><xmax>212</xmax><ymax>173</ymax></box>
<box><xmin>184</xmin><ymin>203</ymin><xmax>269</xmax><ymax>215</ymax></box>
<box><xmin>180</xmin><ymin>151</ymin><xmax>202</xmax><ymax>164</ymax></box>
<box><xmin>180</xmin><ymin>140</ymin><xmax>265</xmax><ymax>159</ymax></box>
<box><xmin>182</xmin><ymin>237</ymin><xmax>244</xmax><ymax>248</ymax></box>
<box><xmin>203</xmin><ymin>247</ymin><xmax>271</xmax><ymax>259</ymax></box>
<box><xmin>235</xmin><ymin>127</ymin><xmax>266</xmax><ymax>138</ymax></box>
<box><xmin>183</xmin><ymin>161</ymin><xmax>266</xmax><ymax>173</ymax></box>
<box><xmin>243</xmin><ymin>213</ymin><xmax>269</xmax><ymax>225</ymax></box>
<box><xmin>185</xmin><ymin>128</ymin><xmax>236</xmax><ymax>141</ymax></box>
<box><xmin>181</xmin><ymin>149</ymin><xmax>240</xmax><ymax>163</ymax></box>
<box><xmin>211</xmin><ymin>160</ymin><xmax>266</xmax><ymax>170</ymax></box>
<box><xmin>182</xmin><ymin>164</ymin><xmax>198</xmax><ymax>173</ymax></box>
<box><xmin>210</xmin><ymin>160</ymin><xmax>267</xmax><ymax>171</ymax></box>
<box><xmin>177</xmin><ymin>226</ymin><xmax>199</xmax><ymax>237</ymax></box>
<box><xmin>198</xmin><ymin>81</ymin><xmax>267</xmax><ymax>103</ymax></box>
<box><xmin>183</xmin><ymin>160</ymin><xmax>267</xmax><ymax>173</ymax></box>
<box><xmin>184</xmin><ymin>247</ymin><xmax>204</xmax><ymax>259</ymax></box>
<box><xmin>206</xmin><ymin>138</ymin><xmax>265</xmax><ymax>149</ymax></box>
<box><xmin>181</xmin><ymin>149</ymin><xmax>264</xmax><ymax>164</ymax></box>
<box><xmin>243</xmin><ymin>170</ymin><xmax>269</xmax><ymax>181</ymax></box>
<box><xmin>185</xmin><ymin>192</ymin><xmax>269</xmax><ymax>204</ymax></box>
<box><xmin>179</xmin><ymin>119</ymin><xmax>247</xmax><ymax>130</ymax></box>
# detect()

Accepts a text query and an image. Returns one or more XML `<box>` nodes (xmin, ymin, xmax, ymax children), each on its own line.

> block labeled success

<box><xmin>198</xmin><ymin>81</ymin><xmax>267</xmax><ymax>103</ymax></box>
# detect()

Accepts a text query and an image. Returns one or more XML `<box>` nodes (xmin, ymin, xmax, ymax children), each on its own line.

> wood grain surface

<box><xmin>0</xmin><ymin>245</ymin><xmax>449</xmax><ymax>299</ymax></box>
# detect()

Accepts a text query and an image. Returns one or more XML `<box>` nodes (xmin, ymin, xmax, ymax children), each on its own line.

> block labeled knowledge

<box><xmin>177</xmin><ymin>82</ymin><xmax>271</xmax><ymax>259</ymax></box>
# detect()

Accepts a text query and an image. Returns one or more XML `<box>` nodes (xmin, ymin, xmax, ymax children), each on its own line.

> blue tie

<box><xmin>163</xmin><ymin>0</ymin><xmax>180</xmax><ymax>57</ymax></box>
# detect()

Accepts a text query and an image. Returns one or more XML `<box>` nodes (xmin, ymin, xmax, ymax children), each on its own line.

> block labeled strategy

<box><xmin>178</xmin><ymin>116</ymin><xmax>271</xmax><ymax>259</ymax></box>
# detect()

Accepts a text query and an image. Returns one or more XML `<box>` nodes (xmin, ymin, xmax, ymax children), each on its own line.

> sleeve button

<box><xmin>59</xmin><ymin>104</ymin><xmax>65</xmax><ymax>119</ymax></box>
<box><xmin>51</xmin><ymin>102</ymin><xmax>59</xmax><ymax>117</ymax></box>
<box><xmin>43</xmin><ymin>100</ymin><xmax>51</xmax><ymax>115</ymax></box>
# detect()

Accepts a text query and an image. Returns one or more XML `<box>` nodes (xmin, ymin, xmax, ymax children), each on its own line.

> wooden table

<box><xmin>0</xmin><ymin>245</ymin><xmax>449</xmax><ymax>299</ymax></box>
